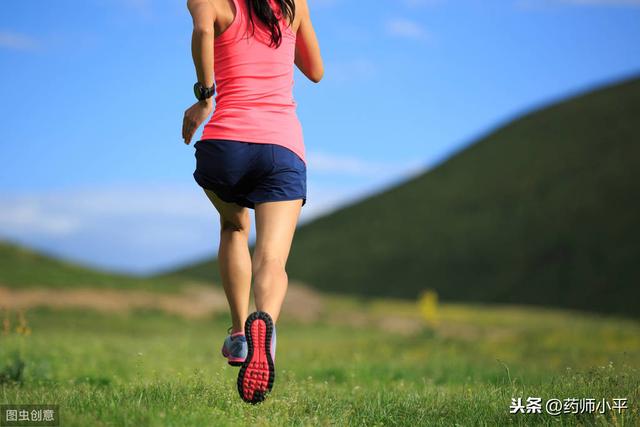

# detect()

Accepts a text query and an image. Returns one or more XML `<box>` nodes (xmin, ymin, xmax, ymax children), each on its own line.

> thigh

<box><xmin>204</xmin><ymin>188</ymin><xmax>251</xmax><ymax>231</ymax></box>
<box><xmin>253</xmin><ymin>199</ymin><xmax>303</xmax><ymax>262</ymax></box>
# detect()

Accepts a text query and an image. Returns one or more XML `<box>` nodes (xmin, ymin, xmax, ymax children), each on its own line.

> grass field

<box><xmin>1</xmin><ymin>297</ymin><xmax>638</xmax><ymax>426</ymax></box>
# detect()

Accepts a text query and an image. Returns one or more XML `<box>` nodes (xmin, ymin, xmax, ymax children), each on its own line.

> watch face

<box><xmin>193</xmin><ymin>83</ymin><xmax>202</xmax><ymax>100</ymax></box>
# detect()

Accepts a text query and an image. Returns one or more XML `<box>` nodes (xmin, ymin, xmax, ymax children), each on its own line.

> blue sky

<box><xmin>1</xmin><ymin>0</ymin><xmax>639</xmax><ymax>274</ymax></box>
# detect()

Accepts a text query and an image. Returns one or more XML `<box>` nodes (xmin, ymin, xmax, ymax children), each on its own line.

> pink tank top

<box><xmin>200</xmin><ymin>0</ymin><xmax>305</xmax><ymax>165</ymax></box>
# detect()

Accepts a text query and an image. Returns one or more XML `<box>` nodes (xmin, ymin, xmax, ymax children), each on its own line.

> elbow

<box><xmin>192</xmin><ymin>26</ymin><xmax>213</xmax><ymax>36</ymax></box>
<box><xmin>308</xmin><ymin>68</ymin><xmax>324</xmax><ymax>83</ymax></box>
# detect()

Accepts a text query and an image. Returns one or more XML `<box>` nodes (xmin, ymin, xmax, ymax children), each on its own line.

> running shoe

<box><xmin>221</xmin><ymin>326</ymin><xmax>247</xmax><ymax>366</ymax></box>
<box><xmin>237</xmin><ymin>311</ymin><xmax>276</xmax><ymax>404</ymax></box>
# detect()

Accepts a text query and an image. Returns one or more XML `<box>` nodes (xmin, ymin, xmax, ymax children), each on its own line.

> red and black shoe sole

<box><xmin>237</xmin><ymin>311</ymin><xmax>275</xmax><ymax>404</ymax></box>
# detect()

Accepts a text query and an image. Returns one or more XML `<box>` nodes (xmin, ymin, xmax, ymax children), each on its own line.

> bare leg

<box><xmin>203</xmin><ymin>189</ymin><xmax>252</xmax><ymax>334</ymax></box>
<box><xmin>252</xmin><ymin>199</ymin><xmax>303</xmax><ymax>323</ymax></box>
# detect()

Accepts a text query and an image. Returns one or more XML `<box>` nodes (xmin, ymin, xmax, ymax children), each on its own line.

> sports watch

<box><xmin>193</xmin><ymin>81</ymin><xmax>215</xmax><ymax>101</ymax></box>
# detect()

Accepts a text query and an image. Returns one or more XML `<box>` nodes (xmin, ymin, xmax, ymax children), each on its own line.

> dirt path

<box><xmin>0</xmin><ymin>283</ymin><xmax>423</xmax><ymax>334</ymax></box>
<box><xmin>0</xmin><ymin>282</ymin><xmax>325</xmax><ymax>322</ymax></box>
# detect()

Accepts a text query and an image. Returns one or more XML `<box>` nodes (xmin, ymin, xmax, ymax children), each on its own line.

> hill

<box><xmin>0</xmin><ymin>241</ymin><xmax>180</xmax><ymax>292</ymax></box>
<box><xmin>165</xmin><ymin>75</ymin><xmax>640</xmax><ymax>317</ymax></box>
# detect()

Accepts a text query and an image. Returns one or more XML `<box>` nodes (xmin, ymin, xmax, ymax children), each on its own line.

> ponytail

<box><xmin>245</xmin><ymin>0</ymin><xmax>295</xmax><ymax>48</ymax></box>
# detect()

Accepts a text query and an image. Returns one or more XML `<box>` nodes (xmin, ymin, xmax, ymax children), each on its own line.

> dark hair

<box><xmin>245</xmin><ymin>0</ymin><xmax>295</xmax><ymax>48</ymax></box>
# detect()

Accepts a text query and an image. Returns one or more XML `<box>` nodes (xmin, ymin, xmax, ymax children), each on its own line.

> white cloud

<box><xmin>306</xmin><ymin>159</ymin><xmax>427</xmax><ymax>220</ymax></box>
<box><xmin>0</xmin><ymin>185</ymin><xmax>210</xmax><ymax>237</ymax></box>
<box><xmin>385</xmin><ymin>19</ymin><xmax>431</xmax><ymax>41</ymax></box>
<box><xmin>307</xmin><ymin>151</ymin><xmax>424</xmax><ymax>177</ymax></box>
<box><xmin>0</xmin><ymin>31</ymin><xmax>38</xmax><ymax>51</ymax></box>
<box><xmin>301</xmin><ymin>184</ymin><xmax>363</xmax><ymax>220</ymax></box>
<box><xmin>0</xmin><ymin>202</ymin><xmax>79</xmax><ymax>236</ymax></box>
<box><xmin>0</xmin><ymin>184</ymin><xmax>214</xmax><ymax>274</ymax></box>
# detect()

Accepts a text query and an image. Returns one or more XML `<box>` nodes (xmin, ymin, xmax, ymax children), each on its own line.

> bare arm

<box><xmin>182</xmin><ymin>0</ymin><xmax>215</xmax><ymax>144</ymax></box>
<box><xmin>188</xmin><ymin>0</ymin><xmax>215</xmax><ymax>87</ymax></box>
<box><xmin>295</xmin><ymin>0</ymin><xmax>323</xmax><ymax>83</ymax></box>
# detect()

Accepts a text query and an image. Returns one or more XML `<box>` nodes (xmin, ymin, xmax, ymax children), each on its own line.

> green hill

<box><xmin>167</xmin><ymin>75</ymin><xmax>640</xmax><ymax>317</ymax></box>
<box><xmin>0</xmin><ymin>241</ymin><xmax>180</xmax><ymax>291</ymax></box>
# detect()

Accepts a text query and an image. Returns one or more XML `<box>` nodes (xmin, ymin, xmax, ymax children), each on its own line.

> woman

<box><xmin>181</xmin><ymin>0</ymin><xmax>323</xmax><ymax>404</ymax></box>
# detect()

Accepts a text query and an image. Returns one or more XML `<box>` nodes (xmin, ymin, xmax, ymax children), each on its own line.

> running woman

<box><xmin>182</xmin><ymin>0</ymin><xmax>323</xmax><ymax>404</ymax></box>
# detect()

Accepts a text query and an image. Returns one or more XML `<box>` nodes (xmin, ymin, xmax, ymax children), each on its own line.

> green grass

<box><xmin>167</xmin><ymin>75</ymin><xmax>640</xmax><ymax>318</ymax></box>
<box><xmin>1</xmin><ymin>302</ymin><xmax>638</xmax><ymax>426</ymax></box>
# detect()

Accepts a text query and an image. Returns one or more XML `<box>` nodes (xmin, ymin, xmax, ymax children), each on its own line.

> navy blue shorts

<box><xmin>193</xmin><ymin>139</ymin><xmax>307</xmax><ymax>209</ymax></box>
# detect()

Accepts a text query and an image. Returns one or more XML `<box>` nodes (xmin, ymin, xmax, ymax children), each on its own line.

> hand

<box><xmin>182</xmin><ymin>99</ymin><xmax>213</xmax><ymax>145</ymax></box>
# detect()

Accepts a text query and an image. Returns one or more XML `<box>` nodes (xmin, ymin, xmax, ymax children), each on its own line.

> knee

<box><xmin>220</xmin><ymin>217</ymin><xmax>249</xmax><ymax>237</ymax></box>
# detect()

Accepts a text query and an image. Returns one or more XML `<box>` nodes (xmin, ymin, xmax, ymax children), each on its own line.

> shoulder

<box><xmin>187</xmin><ymin>0</ymin><xmax>217</xmax><ymax>18</ymax></box>
<box><xmin>292</xmin><ymin>0</ymin><xmax>309</xmax><ymax>32</ymax></box>
<box><xmin>186</xmin><ymin>0</ymin><xmax>218</xmax><ymax>29</ymax></box>
<box><xmin>296</xmin><ymin>0</ymin><xmax>309</xmax><ymax>15</ymax></box>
